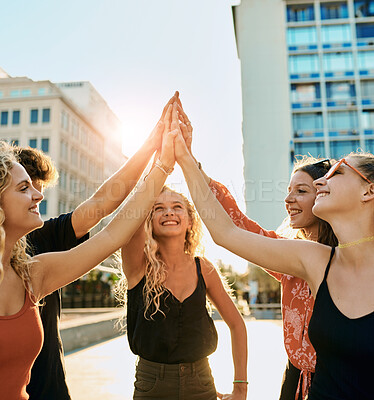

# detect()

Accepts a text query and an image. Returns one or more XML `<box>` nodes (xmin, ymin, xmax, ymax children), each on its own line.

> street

<box><xmin>65</xmin><ymin>319</ymin><xmax>286</xmax><ymax>400</ymax></box>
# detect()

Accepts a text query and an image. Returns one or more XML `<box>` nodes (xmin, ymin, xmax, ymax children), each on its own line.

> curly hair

<box><xmin>14</xmin><ymin>146</ymin><xmax>58</xmax><ymax>188</ymax></box>
<box><xmin>0</xmin><ymin>141</ymin><xmax>33</xmax><ymax>286</ymax></box>
<box><xmin>279</xmin><ymin>155</ymin><xmax>338</xmax><ymax>247</ymax></box>
<box><xmin>142</xmin><ymin>186</ymin><xmax>204</xmax><ymax>319</ymax></box>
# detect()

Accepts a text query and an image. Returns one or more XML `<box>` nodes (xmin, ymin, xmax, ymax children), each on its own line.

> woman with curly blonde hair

<box><xmin>0</xmin><ymin>100</ymin><xmax>178</xmax><ymax>400</ymax></box>
<box><xmin>121</xmin><ymin>183</ymin><xmax>247</xmax><ymax>399</ymax></box>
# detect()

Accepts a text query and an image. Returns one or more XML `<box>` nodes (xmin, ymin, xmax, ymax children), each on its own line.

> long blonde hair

<box><xmin>0</xmin><ymin>141</ymin><xmax>32</xmax><ymax>286</ymax></box>
<box><xmin>142</xmin><ymin>186</ymin><xmax>203</xmax><ymax>319</ymax></box>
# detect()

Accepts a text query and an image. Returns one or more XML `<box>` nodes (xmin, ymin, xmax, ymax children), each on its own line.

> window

<box><xmin>289</xmin><ymin>55</ymin><xmax>319</xmax><ymax>74</ymax></box>
<box><xmin>29</xmin><ymin>139</ymin><xmax>37</xmax><ymax>148</ymax></box>
<box><xmin>320</xmin><ymin>2</ymin><xmax>348</xmax><ymax>20</ymax></box>
<box><xmin>21</xmin><ymin>89</ymin><xmax>31</xmax><ymax>97</ymax></box>
<box><xmin>365</xmin><ymin>139</ymin><xmax>374</xmax><ymax>152</ymax></box>
<box><xmin>293</xmin><ymin>113</ymin><xmax>323</xmax><ymax>131</ymax></box>
<box><xmin>1</xmin><ymin>111</ymin><xmax>8</xmax><ymax>126</ymax></box>
<box><xmin>326</xmin><ymin>82</ymin><xmax>355</xmax><ymax>99</ymax></box>
<box><xmin>295</xmin><ymin>142</ymin><xmax>325</xmax><ymax>158</ymax></box>
<box><xmin>60</xmin><ymin>140</ymin><xmax>68</xmax><ymax>160</ymax></box>
<box><xmin>12</xmin><ymin>110</ymin><xmax>20</xmax><ymax>125</ymax></box>
<box><xmin>39</xmin><ymin>200</ymin><xmax>47</xmax><ymax>216</ymax></box>
<box><xmin>42</xmin><ymin>108</ymin><xmax>50</xmax><ymax>123</ymax></box>
<box><xmin>10</xmin><ymin>139</ymin><xmax>19</xmax><ymax>146</ymax></box>
<box><xmin>71</xmin><ymin>148</ymin><xmax>78</xmax><ymax>166</ymax></box>
<box><xmin>80</xmin><ymin>155</ymin><xmax>87</xmax><ymax>171</ymax></box>
<box><xmin>59</xmin><ymin>170</ymin><xmax>67</xmax><ymax>189</ymax></box>
<box><xmin>10</xmin><ymin>90</ymin><xmax>20</xmax><ymax>97</ymax></box>
<box><xmin>361</xmin><ymin>110</ymin><xmax>374</xmax><ymax>128</ymax></box>
<box><xmin>30</xmin><ymin>109</ymin><xmax>38</xmax><ymax>124</ymax></box>
<box><xmin>355</xmin><ymin>1</ymin><xmax>374</xmax><ymax>17</ymax></box>
<box><xmin>287</xmin><ymin>27</ymin><xmax>317</xmax><ymax>46</ymax></box>
<box><xmin>330</xmin><ymin>140</ymin><xmax>360</xmax><ymax>158</ymax></box>
<box><xmin>358</xmin><ymin>51</ymin><xmax>374</xmax><ymax>69</ymax></box>
<box><xmin>0</xmin><ymin>91</ymin><xmax>3</xmax><ymax>98</ymax></box>
<box><xmin>58</xmin><ymin>201</ymin><xmax>66</xmax><ymax>215</ymax></box>
<box><xmin>72</xmin><ymin>120</ymin><xmax>79</xmax><ymax>138</ymax></box>
<box><xmin>323</xmin><ymin>52</ymin><xmax>353</xmax><ymax>72</ymax></box>
<box><xmin>38</xmin><ymin>88</ymin><xmax>46</xmax><ymax>96</ymax></box>
<box><xmin>60</xmin><ymin>111</ymin><xmax>69</xmax><ymax>130</ymax></box>
<box><xmin>291</xmin><ymin>83</ymin><xmax>320</xmax><ymax>102</ymax></box>
<box><xmin>321</xmin><ymin>25</ymin><xmax>351</xmax><ymax>43</ymax></box>
<box><xmin>41</xmin><ymin>138</ymin><xmax>49</xmax><ymax>153</ymax></box>
<box><xmin>361</xmin><ymin>80</ymin><xmax>374</xmax><ymax>97</ymax></box>
<box><xmin>287</xmin><ymin>4</ymin><xmax>315</xmax><ymax>22</ymax></box>
<box><xmin>356</xmin><ymin>23</ymin><xmax>374</xmax><ymax>39</ymax></box>
<box><xmin>328</xmin><ymin>111</ymin><xmax>358</xmax><ymax>129</ymax></box>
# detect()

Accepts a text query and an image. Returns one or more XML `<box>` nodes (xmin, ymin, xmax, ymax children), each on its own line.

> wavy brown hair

<box><xmin>142</xmin><ymin>186</ymin><xmax>204</xmax><ymax>319</ymax></box>
<box><xmin>0</xmin><ymin>141</ymin><xmax>33</xmax><ymax>287</ymax></box>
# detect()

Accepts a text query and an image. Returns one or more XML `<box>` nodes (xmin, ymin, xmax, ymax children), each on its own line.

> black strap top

<box><xmin>126</xmin><ymin>257</ymin><xmax>218</xmax><ymax>364</ymax></box>
<box><xmin>308</xmin><ymin>247</ymin><xmax>374</xmax><ymax>399</ymax></box>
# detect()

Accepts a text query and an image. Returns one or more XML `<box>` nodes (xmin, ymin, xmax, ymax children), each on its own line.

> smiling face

<box><xmin>1</xmin><ymin>162</ymin><xmax>44</xmax><ymax>238</ymax></box>
<box><xmin>285</xmin><ymin>170</ymin><xmax>319</xmax><ymax>233</ymax></box>
<box><xmin>313</xmin><ymin>156</ymin><xmax>371</xmax><ymax>221</ymax></box>
<box><xmin>151</xmin><ymin>190</ymin><xmax>192</xmax><ymax>239</ymax></box>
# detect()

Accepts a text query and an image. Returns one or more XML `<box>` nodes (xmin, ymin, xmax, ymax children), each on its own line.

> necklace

<box><xmin>338</xmin><ymin>235</ymin><xmax>374</xmax><ymax>249</ymax></box>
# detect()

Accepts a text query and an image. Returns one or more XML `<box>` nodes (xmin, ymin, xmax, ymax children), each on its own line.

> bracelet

<box><xmin>154</xmin><ymin>158</ymin><xmax>174</xmax><ymax>175</ymax></box>
<box><xmin>233</xmin><ymin>380</ymin><xmax>248</xmax><ymax>384</ymax></box>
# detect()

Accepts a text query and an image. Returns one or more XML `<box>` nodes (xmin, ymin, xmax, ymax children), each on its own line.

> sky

<box><xmin>0</xmin><ymin>0</ymin><xmax>253</xmax><ymax>272</ymax></box>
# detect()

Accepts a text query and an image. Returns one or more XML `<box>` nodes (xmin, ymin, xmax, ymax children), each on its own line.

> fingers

<box><xmin>170</xmin><ymin>101</ymin><xmax>180</xmax><ymax>131</ymax></box>
<box><xmin>179</xmin><ymin>122</ymin><xmax>192</xmax><ymax>152</ymax></box>
<box><xmin>216</xmin><ymin>392</ymin><xmax>223</xmax><ymax>399</ymax></box>
<box><xmin>163</xmin><ymin>104</ymin><xmax>173</xmax><ymax>132</ymax></box>
<box><xmin>160</xmin><ymin>92</ymin><xmax>178</xmax><ymax>120</ymax></box>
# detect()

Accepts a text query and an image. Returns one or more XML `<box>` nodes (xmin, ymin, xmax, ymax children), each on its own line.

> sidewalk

<box><xmin>65</xmin><ymin>319</ymin><xmax>287</xmax><ymax>400</ymax></box>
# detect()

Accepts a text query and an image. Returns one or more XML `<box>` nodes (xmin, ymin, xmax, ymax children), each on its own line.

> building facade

<box><xmin>0</xmin><ymin>71</ymin><xmax>126</xmax><ymax>223</ymax></box>
<box><xmin>233</xmin><ymin>0</ymin><xmax>374</xmax><ymax>228</ymax></box>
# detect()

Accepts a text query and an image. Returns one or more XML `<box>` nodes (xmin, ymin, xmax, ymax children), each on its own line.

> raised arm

<box><xmin>175</xmin><ymin>132</ymin><xmax>328</xmax><ymax>293</ymax></box>
<box><xmin>31</xmin><ymin>104</ymin><xmax>178</xmax><ymax>300</ymax></box>
<box><xmin>71</xmin><ymin>93</ymin><xmax>178</xmax><ymax>239</ymax></box>
<box><xmin>201</xmin><ymin>258</ymin><xmax>247</xmax><ymax>400</ymax></box>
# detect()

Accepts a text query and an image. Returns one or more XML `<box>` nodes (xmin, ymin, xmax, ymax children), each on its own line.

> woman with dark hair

<box><xmin>176</xmin><ymin>100</ymin><xmax>336</xmax><ymax>399</ymax></box>
<box><xmin>176</xmin><ymin>118</ymin><xmax>374</xmax><ymax>399</ymax></box>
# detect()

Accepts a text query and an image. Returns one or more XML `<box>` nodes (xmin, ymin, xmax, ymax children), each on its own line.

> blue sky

<box><xmin>1</xmin><ymin>0</ymin><xmax>250</xmax><ymax>272</ymax></box>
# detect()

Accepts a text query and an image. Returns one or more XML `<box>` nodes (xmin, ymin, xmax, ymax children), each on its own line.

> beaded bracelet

<box><xmin>233</xmin><ymin>380</ymin><xmax>249</xmax><ymax>384</ymax></box>
<box><xmin>154</xmin><ymin>158</ymin><xmax>174</xmax><ymax>175</ymax></box>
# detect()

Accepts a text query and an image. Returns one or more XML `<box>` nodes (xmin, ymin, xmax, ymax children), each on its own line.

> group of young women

<box><xmin>0</xmin><ymin>91</ymin><xmax>373</xmax><ymax>400</ymax></box>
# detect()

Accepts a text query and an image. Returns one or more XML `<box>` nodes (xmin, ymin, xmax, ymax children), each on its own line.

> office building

<box><xmin>233</xmin><ymin>0</ymin><xmax>374</xmax><ymax>227</ymax></box>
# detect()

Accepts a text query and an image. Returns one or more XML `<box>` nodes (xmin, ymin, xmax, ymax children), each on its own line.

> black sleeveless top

<box><xmin>308</xmin><ymin>247</ymin><xmax>374</xmax><ymax>399</ymax></box>
<box><xmin>126</xmin><ymin>257</ymin><xmax>218</xmax><ymax>364</ymax></box>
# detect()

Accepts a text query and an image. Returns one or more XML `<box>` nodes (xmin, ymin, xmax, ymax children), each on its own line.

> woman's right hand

<box><xmin>159</xmin><ymin>101</ymin><xmax>179</xmax><ymax>170</ymax></box>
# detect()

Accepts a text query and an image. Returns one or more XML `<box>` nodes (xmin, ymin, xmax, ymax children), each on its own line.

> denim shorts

<box><xmin>133</xmin><ymin>357</ymin><xmax>217</xmax><ymax>400</ymax></box>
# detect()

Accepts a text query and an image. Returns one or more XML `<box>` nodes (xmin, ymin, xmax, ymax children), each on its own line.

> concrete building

<box><xmin>233</xmin><ymin>0</ymin><xmax>374</xmax><ymax>228</ymax></box>
<box><xmin>0</xmin><ymin>69</ymin><xmax>126</xmax><ymax>222</ymax></box>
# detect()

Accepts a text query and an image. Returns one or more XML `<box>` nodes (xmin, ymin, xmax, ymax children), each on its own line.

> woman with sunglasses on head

<box><xmin>175</xmin><ymin>119</ymin><xmax>374</xmax><ymax>399</ymax></box>
<box><xmin>175</xmin><ymin>101</ymin><xmax>336</xmax><ymax>400</ymax></box>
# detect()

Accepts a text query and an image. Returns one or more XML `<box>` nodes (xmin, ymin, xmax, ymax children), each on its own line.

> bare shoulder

<box><xmin>198</xmin><ymin>257</ymin><xmax>221</xmax><ymax>289</ymax></box>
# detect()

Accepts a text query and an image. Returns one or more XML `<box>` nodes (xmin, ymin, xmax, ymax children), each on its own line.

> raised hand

<box><xmin>159</xmin><ymin>101</ymin><xmax>179</xmax><ymax>170</ymax></box>
<box><xmin>146</xmin><ymin>91</ymin><xmax>178</xmax><ymax>152</ymax></box>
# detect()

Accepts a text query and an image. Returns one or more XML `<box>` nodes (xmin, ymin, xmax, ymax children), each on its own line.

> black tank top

<box><xmin>308</xmin><ymin>247</ymin><xmax>374</xmax><ymax>399</ymax></box>
<box><xmin>126</xmin><ymin>257</ymin><xmax>218</xmax><ymax>364</ymax></box>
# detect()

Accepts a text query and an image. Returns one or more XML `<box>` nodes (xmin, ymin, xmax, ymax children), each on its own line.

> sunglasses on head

<box><xmin>324</xmin><ymin>158</ymin><xmax>372</xmax><ymax>183</ymax></box>
<box><xmin>311</xmin><ymin>158</ymin><xmax>332</xmax><ymax>170</ymax></box>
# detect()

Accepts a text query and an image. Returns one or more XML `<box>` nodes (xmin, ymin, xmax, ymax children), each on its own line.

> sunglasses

<box><xmin>311</xmin><ymin>158</ymin><xmax>332</xmax><ymax>170</ymax></box>
<box><xmin>324</xmin><ymin>158</ymin><xmax>372</xmax><ymax>183</ymax></box>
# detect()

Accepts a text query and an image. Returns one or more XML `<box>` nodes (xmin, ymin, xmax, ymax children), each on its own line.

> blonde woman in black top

<box><xmin>121</xmin><ymin>102</ymin><xmax>247</xmax><ymax>400</ymax></box>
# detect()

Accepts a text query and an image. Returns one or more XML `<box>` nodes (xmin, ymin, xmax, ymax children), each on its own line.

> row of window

<box><xmin>60</xmin><ymin>111</ymin><xmax>102</xmax><ymax>153</ymax></box>
<box><xmin>0</xmin><ymin>137</ymin><xmax>49</xmax><ymax>153</ymax></box>
<box><xmin>292</xmin><ymin>111</ymin><xmax>374</xmax><ymax>131</ymax></box>
<box><xmin>58</xmin><ymin>171</ymin><xmax>97</xmax><ymax>199</ymax></box>
<box><xmin>60</xmin><ymin>140</ymin><xmax>102</xmax><ymax>180</ymax></box>
<box><xmin>0</xmin><ymin>87</ymin><xmax>49</xmax><ymax>99</ymax></box>
<box><xmin>287</xmin><ymin>1</ymin><xmax>374</xmax><ymax>22</ymax></box>
<box><xmin>291</xmin><ymin>81</ymin><xmax>358</xmax><ymax>102</ymax></box>
<box><xmin>287</xmin><ymin>23</ymin><xmax>374</xmax><ymax>46</ymax></box>
<box><xmin>0</xmin><ymin>108</ymin><xmax>50</xmax><ymax>126</ymax></box>
<box><xmin>289</xmin><ymin>51</ymin><xmax>374</xmax><ymax>74</ymax></box>
<box><xmin>294</xmin><ymin>139</ymin><xmax>374</xmax><ymax>159</ymax></box>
